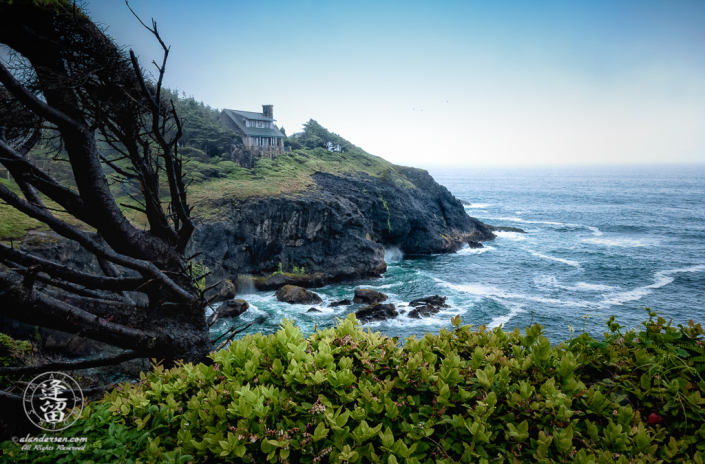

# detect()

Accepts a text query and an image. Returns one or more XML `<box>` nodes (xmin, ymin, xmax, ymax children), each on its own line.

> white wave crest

<box><xmin>535</xmin><ymin>275</ymin><xmax>618</xmax><ymax>292</ymax></box>
<box><xmin>488</xmin><ymin>305</ymin><xmax>526</xmax><ymax>329</ymax></box>
<box><xmin>384</xmin><ymin>246</ymin><xmax>404</xmax><ymax>262</ymax></box>
<box><xmin>586</xmin><ymin>226</ymin><xmax>603</xmax><ymax>236</ymax></box>
<box><xmin>463</xmin><ymin>203</ymin><xmax>490</xmax><ymax>208</ymax></box>
<box><xmin>601</xmin><ymin>265</ymin><xmax>705</xmax><ymax>306</ymax></box>
<box><xmin>484</xmin><ymin>217</ymin><xmax>602</xmax><ymax>236</ymax></box>
<box><xmin>495</xmin><ymin>231</ymin><xmax>527</xmax><ymax>241</ymax></box>
<box><xmin>361</xmin><ymin>283</ymin><xmax>397</xmax><ymax>290</ymax></box>
<box><xmin>528</xmin><ymin>250</ymin><xmax>582</xmax><ymax>269</ymax></box>
<box><xmin>486</xmin><ymin>217</ymin><xmax>567</xmax><ymax>226</ymax></box>
<box><xmin>583</xmin><ymin>237</ymin><xmax>657</xmax><ymax>247</ymax></box>
<box><xmin>457</xmin><ymin>245</ymin><xmax>496</xmax><ymax>255</ymax></box>
<box><xmin>435</xmin><ymin>279</ymin><xmax>592</xmax><ymax>308</ymax></box>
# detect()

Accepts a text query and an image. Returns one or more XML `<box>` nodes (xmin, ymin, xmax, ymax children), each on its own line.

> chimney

<box><xmin>262</xmin><ymin>105</ymin><xmax>273</xmax><ymax>119</ymax></box>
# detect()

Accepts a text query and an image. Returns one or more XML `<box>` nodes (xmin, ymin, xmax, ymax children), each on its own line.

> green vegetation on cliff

<box><xmin>4</xmin><ymin>309</ymin><xmax>704</xmax><ymax>463</ymax></box>
<box><xmin>187</xmin><ymin>145</ymin><xmax>414</xmax><ymax>221</ymax></box>
<box><xmin>0</xmin><ymin>100</ymin><xmax>415</xmax><ymax>237</ymax></box>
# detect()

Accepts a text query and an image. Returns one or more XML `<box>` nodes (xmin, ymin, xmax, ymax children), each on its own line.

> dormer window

<box><xmin>257</xmin><ymin>120</ymin><xmax>264</xmax><ymax>128</ymax></box>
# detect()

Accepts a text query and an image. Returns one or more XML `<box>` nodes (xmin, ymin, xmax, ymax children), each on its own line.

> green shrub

<box><xmin>0</xmin><ymin>333</ymin><xmax>31</xmax><ymax>362</ymax></box>
<box><xmin>292</xmin><ymin>266</ymin><xmax>306</xmax><ymax>275</ymax></box>
<box><xmin>0</xmin><ymin>333</ymin><xmax>32</xmax><ymax>388</ymax></box>
<box><xmin>3</xmin><ymin>309</ymin><xmax>704</xmax><ymax>463</ymax></box>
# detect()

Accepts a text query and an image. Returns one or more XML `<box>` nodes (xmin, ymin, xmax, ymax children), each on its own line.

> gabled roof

<box><xmin>222</xmin><ymin>109</ymin><xmax>285</xmax><ymax>138</ymax></box>
<box><xmin>230</xmin><ymin>110</ymin><xmax>275</xmax><ymax>122</ymax></box>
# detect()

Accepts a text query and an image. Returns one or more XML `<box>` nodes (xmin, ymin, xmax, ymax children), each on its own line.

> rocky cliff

<box><xmin>187</xmin><ymin>167</ymin><xmax>494</xmax><ymax>287</ymax></box>
<box><xmin>11</xmin><ymin>167</ymin><xmax>495</xmax><ymax>291</ymax></box>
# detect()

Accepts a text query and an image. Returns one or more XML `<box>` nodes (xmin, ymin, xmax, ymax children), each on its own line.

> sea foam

<box><xmin>583</xmin><ymin>237</ymin><xmax>657</xmax><ymax>247</ymax></box>
<box><xmin>528</xmin><ymin>250</ymin><xmax>582</xmax><ymax>269</ymax></box>
<box><xmin>457</xmin><ymin>245</ymin><xmax>496</xmax><ymax>255</ymax></box>
<box><xmin>495</xmin><ymin>231</ymin><xmax>527</xmax><ymax>241</ymax></box>
<box><xmin>600</xmin><ymin>265</ymin><xmax>705</xmax><ymax>306</ymax></box>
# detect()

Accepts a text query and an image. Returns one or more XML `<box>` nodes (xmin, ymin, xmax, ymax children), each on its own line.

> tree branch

<box><xmin>99</xmin><ymin>153</ymin><xmax>137</xmax><ymax>179</ymax></box>
<box><xmin>0</xmin><ymin>60</ymin><xmax>83</xmax><ymax>131</ymax></box>
<box><xmin>0</xmin><ymin>350</ymin><xmax>143</xmax><ymax>376</ymax></box>
<box><xmin>0</xmin><ymin>272</ymin><xmax>170</xmax><ymax>353</ymax></box>
<box><xmin>0</xmin><ymin>186</ymin><xmax>197</xmax><ymax>303</ymax></box>
<box><xmin>0</xmin><ymin>243</ymin><xmax>146</xmax><ymax>291</ymax></box>
<box><xmin>0</xmin><ymin>138</ymin><xmax>88</xmax><ymax>219</ymax></box>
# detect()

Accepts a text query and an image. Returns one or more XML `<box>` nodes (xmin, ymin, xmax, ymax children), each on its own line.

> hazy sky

<box><xmin>84</xmin><ymin>1</ymin><xmax>705</xmax><ymax>166</ymax></box>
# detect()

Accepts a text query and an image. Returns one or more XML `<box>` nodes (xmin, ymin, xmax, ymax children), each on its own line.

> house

<box><xmin>220</xmin><ymin>105</ymin><xmax>286</xmax><ymax>157</ymax></box>
<box><xmin>326</xmin><ymin>141</ymin><xmax>343</xmax><ymax>152</ymax></box>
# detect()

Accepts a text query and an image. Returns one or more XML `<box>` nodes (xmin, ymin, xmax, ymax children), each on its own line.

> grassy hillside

<box><xmin>187</xmin><ymin>146</ymin><xmax>414</xmax><ymax>221</ymax></box>
<box><xmin>0</xmin><ymin>178</ymin><xmax>93</xmax><ymax>246</ymax></box>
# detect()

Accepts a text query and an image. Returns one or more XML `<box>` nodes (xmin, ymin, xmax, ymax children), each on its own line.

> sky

<box><xmin>74</xmin><ymin>1</ymin><xmax>705</xmax><ymax>166</ymax></box>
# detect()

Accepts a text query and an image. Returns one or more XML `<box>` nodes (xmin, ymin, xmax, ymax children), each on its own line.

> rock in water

<box><xmin>486</xmin><ymin>225</ymin><xmax>527</xmax><ymax>234</ymax></box>
<box><xmin>329</xmin><ymin>299</ymin><xmax>352</xmax><ymax>307</ymax></box>
<box><xmin>353</xmin><ymin>288</ymin><xmax>388</xmax><ymax>305</ymax></box>
<box><xmin>467</xmin><ymin>240</ymin><xmax>484</xmax><ymax>249</ymax></box>
<box><xmin>407</xmin><ymin>295</ymin><xmax>449</xmax><ymax>319</ymax></box>
<box><xmin>217</xmin><ymin>299</ymin><xmax>249</xmax><ymax>318</ymax></box>
<box><xmin>276</xmin><ymin>285</ymin><xmax>323</xmax><ymax>304</ymax></box>
<box><xmin>408</xmin><ymin>306</ymin><xmax>441</xmax><ymax>319</ymax></box>
<box><xmin>306</xmin><ymin>308</ymin><xmax>321</xmax><ymax>313</ymax></box>
<box><xmin>356</xmin><ymin>303</ymin><xmax>398</xmax><ymax>323</ymax></box>
<box><xmin>210</xmin><ymin>279</ymin><xmax>237</xmax><ymax>304</ymax></box>
<box><xmin>409</xmin><ymin>295</ymin><xmax>448</xmax><ymax>307</ymax></box>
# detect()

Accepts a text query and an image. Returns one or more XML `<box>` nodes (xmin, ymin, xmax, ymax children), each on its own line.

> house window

<box><xmin>257</xmin><ymin>121</ymin><xmax>263</xmax><ymax>128</ymax></box>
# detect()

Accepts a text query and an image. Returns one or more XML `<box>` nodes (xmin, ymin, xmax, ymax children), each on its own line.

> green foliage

<box><xmin>164</xmin><ymin>89</ymin><xmax>235</xmax><ymax>159</ymax></box>
<box><xmin>3</xmin><ymin>309</ymin><xmax>704</xmax><ymax>463</ymax></box>
<box><xmin>292</xmin><ymin>266</ymin><xmax>306</xmax><ymax>275</ymax></box>
<box><xmin>379</xmin><ymin>194</ymin><xmax>392</xmax><ymax>232</ymax></box>
<box><xmin>0</xmin><ymin>333</ymin><xmax>32</xmax><ymax>387</ymax></box>
<box><xmin>272</xmin><ymin>262</ymin><xmax>284</xmax><ymax>276</ymax></box>
<box><xmin>189</xmin><ymin>261</ymin><xmax>209</xmax><ymax>292</ymax></box>
<box><xmin>0</xmin><ymin>333</ymin><xmax>31</xmax><ymax>367</ymax></box>
<box><xmin>293</xmin><ymin>119</ymin><xmax>357</xmax><ymax>153</ymax></box>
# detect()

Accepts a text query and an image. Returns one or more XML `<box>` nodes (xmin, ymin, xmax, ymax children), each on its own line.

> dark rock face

<box><xmin>353</xmin><ymin>288</ymin><xmax>388</xmax><ymax>305</ymax></box>
<box><xmin>217</xmin><ymin>299</ymin><xmax>249</xmax><ymax>318</ymax></box>
<box><xmin>408</xmin><ymin>295</ymin><xmax>449</xmax><ymax>319</ymax></box>
<box><xmin>356</xmin><ymin>303</ymin><xmax>398</xmax><ymax>323</ymax></box>
<box><xmin>467</xmin><ymin>241</ymin><xmax>484</xmax><ymax>249</ymax></box>
<box><xmin>187</xmin><ymin>169</ymin><xmax>494</xmax><ymax>288</ymax></box>
<box><xmin>275</xmin><ymin>285</ymin><xmax>323</xmax><ymax>305</ymax></box>
<box><xmin>329</xmin><ymin>299</ymin><xmax>352</xmax><ymax>307</ymax></box>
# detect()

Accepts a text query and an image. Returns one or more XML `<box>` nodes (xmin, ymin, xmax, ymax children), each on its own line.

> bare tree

<box><xmin>0</xmin><ymin>1</ymin><xmax>235</xmax><ymax>379</ymax></box>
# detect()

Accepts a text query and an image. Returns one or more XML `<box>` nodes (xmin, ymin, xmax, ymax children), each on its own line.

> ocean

<box><xmin>213</xmin><ymin>164</ymin><xmax>705</xmax><ymax>344</ymax></box>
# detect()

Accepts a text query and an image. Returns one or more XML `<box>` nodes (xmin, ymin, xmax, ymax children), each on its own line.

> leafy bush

<box><xmin>3</xmin><ymin>309</ymin><xmax>704</xmax><ymax>463</ymax></box>
<box><xmin>0</xmin><ymin>333</ymin><xmax>32</xmax><ymax>388</ymax></box>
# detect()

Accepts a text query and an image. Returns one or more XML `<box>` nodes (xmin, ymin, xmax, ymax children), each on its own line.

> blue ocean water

<box><xmin>216</xmin><ymin>164</ymin><xmax>705</xmax><ymax>344</ymax></box>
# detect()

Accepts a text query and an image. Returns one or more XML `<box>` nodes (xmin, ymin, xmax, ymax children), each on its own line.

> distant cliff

<box><xmin>188</xmin><ymin>166</ymin><xmax>494</xmax><ymax>288</ymax></box>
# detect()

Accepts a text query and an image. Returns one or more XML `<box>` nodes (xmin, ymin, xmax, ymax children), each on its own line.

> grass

<box><xmin>0</xmin><ymin>178</ymin><xmax>92</xmax><ymax>244</ymax></box>
<box><xmin>188</xmin><ymin>147</ymin><xmax>416</xmax><ymax>221</ymax></box>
